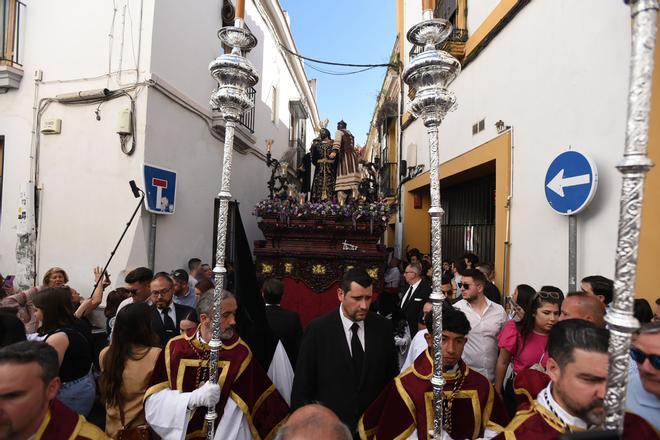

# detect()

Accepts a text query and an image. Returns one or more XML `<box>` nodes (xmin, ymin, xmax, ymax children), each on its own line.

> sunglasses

<box><xmin>537</xmin><ymin>291</ymin><xmax>561</xmax><ymax>300</ymax></box>
<box><xmin>459</xmin><ymin>283</ymin><xmax>471</xmax><ymax>290</ymax></box>
<box><xmin>630</xmin><ymin>347</ymin><xmax>660</xmax><ymax>370</ymax></box>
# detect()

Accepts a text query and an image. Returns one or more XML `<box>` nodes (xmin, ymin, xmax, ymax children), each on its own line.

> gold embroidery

<box><xmin>231</xmin><ymin>391</ymin><xmax>261</xmax><ymax>440</ymax></box>
<box><xmin>284</xmin><ymin>262</ymin><xmax>294</xmax><ymax>273</ymax></box>
<box><xmin>424</xmin><ymin>389</ymin><xmax>481</xmax><ymax>439</ymax></box>
<box><xmin>367</xmin><ymin>267</ymin><xmax>379</xmax><ymax>279</ymax></box>
<box><xmin>176</xmin><ymin>359</ymin><xmax>230</xmax><ymax>393</ymax></box>
<box><xmin>312</xmin><ymin>264</ymin><xmax>326</xmax><ymax>275</ymax></box>
<box><xmin>35</xmin><ymin>408</ymin><xmax>51</xmax><ymax>439</ymax></box>
<box><xmin>66</xmin><ymin>415</ymin><xmax>84</xmax><ymax>440</ymax></box>
<box><xmin>394</xmin><ymin>377</ymin><xmax>417</xmax><ymax>439</ymax></box>
<box><xmin>262</xmin><ymin>263</ymin><xmax>273</xmax><ymax>274</ymax></box>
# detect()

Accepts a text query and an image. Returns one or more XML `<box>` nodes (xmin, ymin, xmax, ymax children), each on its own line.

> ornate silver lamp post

<box><xmin>206</xmin><ymin>1</ymin><xmax>258</xmax><ymax>438</ymax></box>
<box><xmin>603</xmin><ymin>0</ymin><xmax>658</xmax><ymax>433</ymax></box>
<box><xmin>402</xmin><ymin>1</ymin><xmax>460</xmax><ymax>437</ymax></box>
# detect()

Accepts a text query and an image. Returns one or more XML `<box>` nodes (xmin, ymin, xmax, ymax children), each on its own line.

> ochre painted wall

<box><xmin>403</xmin><ymin>132</ymin><xmax>511</xmax><ymax>292</ymax></box>
<box><xmin>635</xmin><ymin>15</ymin><xmax>660</xmax><ymax>306</ymax></box>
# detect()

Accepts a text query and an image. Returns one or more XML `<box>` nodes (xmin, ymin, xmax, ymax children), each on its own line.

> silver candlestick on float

<box><xmin>402</xmin><ymin>0</ymin><xmax>461</xmax><ymax>438</ymax></box>
<box><xmin>206</xmin><ymin>0</ymin><xmax>258</xmax><ymax>437</ymax></box>
<box><xmin>603</xmin><ymin>0</ymin><xmax>658</xmax><ymax>433</ymax></box>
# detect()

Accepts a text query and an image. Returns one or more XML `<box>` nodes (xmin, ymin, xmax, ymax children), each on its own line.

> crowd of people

<box><xmin>0</xmin><ymin>252</ymin><xmax>658</xmax><ymax>440</ymax></box>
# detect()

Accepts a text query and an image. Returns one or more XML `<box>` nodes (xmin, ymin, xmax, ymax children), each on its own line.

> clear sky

<box><xmin>279</xmin><ymin>0</ymin><xmax>397</xmax><ymax>146</ymax></box>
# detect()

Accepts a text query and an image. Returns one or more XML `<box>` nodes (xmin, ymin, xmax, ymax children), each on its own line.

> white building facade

<box><xmin>0</xmin><ymin>0</ymin><xmax>319</xmax><ymax>291</ymax></box>
<box><xmin>392</xmin><ymin>0</ymin><xmax>659</xmax><ymax>300</ymax></box>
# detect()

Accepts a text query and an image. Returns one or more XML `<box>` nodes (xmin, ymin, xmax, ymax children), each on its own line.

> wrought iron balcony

<box><xmin>408</xmin><ymin>28</ymin><xmax>468</xmax><ymax>63</ymax></box>
<box><xmin>238</xmin><ymin>87</ymin><xmax>256</xmax><ymax>133</ymax></box>
<box><xmin>380</xmin><ymin>162</ymin><xmax>398</xmax><ymax>199</ymax></box>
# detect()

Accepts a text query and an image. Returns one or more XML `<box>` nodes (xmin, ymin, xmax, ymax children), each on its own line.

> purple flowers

<box><xmin>253</xmin><ymin>197</ymin><xmax>395</xmax><ymax>225</ymax></box>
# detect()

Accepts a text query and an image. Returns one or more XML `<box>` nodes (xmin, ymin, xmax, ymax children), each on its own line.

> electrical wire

<box><xmin>279</xmin><ymin>43</ymin><xmax>394</xmax><ymax>68</ymax></box>
<box><xmin>304</xmin><ymin>62</ymin><xmax>377</xmax><ymax>76</ymax></box>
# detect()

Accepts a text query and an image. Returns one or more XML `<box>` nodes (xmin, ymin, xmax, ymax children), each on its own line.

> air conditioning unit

<box><xmin>40</xmin><ymin>118</ymin><xmax>62</xmax><ymax>134</ymax></box>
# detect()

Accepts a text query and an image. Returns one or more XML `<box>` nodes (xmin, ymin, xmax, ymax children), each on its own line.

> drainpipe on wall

<box><xmin>16</xmin><ymin>73</ymin><xmax>43</xmax><ymax>289</ymax></box>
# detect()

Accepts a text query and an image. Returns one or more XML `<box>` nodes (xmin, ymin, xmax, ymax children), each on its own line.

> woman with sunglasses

<box><xmin>495</xmin><ymin>290</ymin><xmax>562</xmax><ymax>416</ymax></box>
<box><xmin>626</xmin><ymin>321</ymin><xmax>660</xmax><ymax>430</ymax></box>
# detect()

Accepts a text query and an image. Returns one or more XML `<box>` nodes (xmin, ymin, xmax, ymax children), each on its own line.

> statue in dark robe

<box><xmin>310</xmin><ymin>128</ymin><xmax>337</xmax><ymax>202</ymax></box>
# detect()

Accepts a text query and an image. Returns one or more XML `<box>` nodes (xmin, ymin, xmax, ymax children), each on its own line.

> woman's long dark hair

<box><xmin>516</xmin><ymin>291</ymin><xmax>562</xmax><ymax>347</ymax></box>
<box><xmin>32</xmin><ymin>287</ymin><xmax>77</xmax><ymax>335</ymax></box>
<box><xmin>514</xmin><ymin>284</ymin><xmax>536</xmax><ymax>316</ymax></box>
<box><xmin>100</xmin><ymin>302</ymin><xmax>159</xmax><ymax>407</ymax></box>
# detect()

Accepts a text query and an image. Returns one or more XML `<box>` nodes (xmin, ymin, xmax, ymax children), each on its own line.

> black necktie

<box><xmin>401</xmin><ymin>285</ymin><xmax>413</xmax><ymax>309</ymax></box>
<box><xmin>350</xmin><ymin>322</ymin><xmax>364</xmax><ymax>380</ymax></box>
<box><xmin>162</xmin><ymin>309</ymin><xmax>176</xmax><ymax>333</ymax></box>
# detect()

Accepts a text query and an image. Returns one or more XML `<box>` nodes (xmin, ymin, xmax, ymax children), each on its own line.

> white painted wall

<box><xmin>0</xmin><ymin>0</ymin><xmax>152</xmax><ymax>290</ymax></box>
<box><xmin>401</xmin><ymin>0</ymin><xmax>632</xmax><ymax>292</ymax></box>
<box><xmin>467</xmin><ymin>0</ymin><xmax>501</xmax><ymax>35</ymax></box>
<box><xmin>0</xmin><ymin>0</ymin><xmax>318</xmax><ymax>292</ymax></box>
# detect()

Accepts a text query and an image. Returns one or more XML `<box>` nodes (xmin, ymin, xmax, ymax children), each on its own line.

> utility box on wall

<box><xmin>40</xmin><ymin>119</ymin><xmax>62</xmax><ymax>134</ymax></box>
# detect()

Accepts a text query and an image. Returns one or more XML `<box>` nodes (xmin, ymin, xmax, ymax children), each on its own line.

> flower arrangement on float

<box><xmin>253</xmin><ymin>197</ymin><xmax>395</xmax><ymax>227</ymax></box>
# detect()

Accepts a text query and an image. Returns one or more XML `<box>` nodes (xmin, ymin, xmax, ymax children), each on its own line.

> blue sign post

<box><xmin>544</xmin><ymin>150</ymin><xmax>598</xmax><ymax>292</ymax></box>
<box><xmin>143</xmin><ymin>164</ymin><xmax>177</xmax><ymax>214</ymax></box>
<box><xmin>544</xmin><ymin>150</ymin><xmax>598</xmax><ymax>215</ymax></box>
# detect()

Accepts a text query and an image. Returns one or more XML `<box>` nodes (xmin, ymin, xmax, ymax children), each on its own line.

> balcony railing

<box><xmin>408</xmin><ymin>28</ymin><xmax>468</xmax><ymax>62</ymax></box>
<box><xmin>289</xmin><ymin>138</ymin><xmax>305</xmax><ymax>168</ymax></box>
<box><xmin>380</xmin><ymin>162</ymin><xmax>398</xmax><ymax>198</ymax></box>
<box><xmin>238</xmin><ymin>87</ymin><xmax>256</xmax><ymax>133</ymax></box>
<box><xmin>1</xmin><ymin>0</ymin><xmax>25</xmax><ymax>66</ymax></box>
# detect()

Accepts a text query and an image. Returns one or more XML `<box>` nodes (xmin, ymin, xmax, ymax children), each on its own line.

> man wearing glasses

<box><xmin>399</xmin><ymin>263</ymin><xmax>432</xmax><ymax>337</ymax></box>
<box><xmin>453</xmin><ymin>268</ymin><xmax>507</xmax><ymax>383</ymax></box>
<box><xmin>627</xmin><ymin>321</ymin><xmax>660</xmax><ymax>430</ymax></box>
<box><xmin>149</xmin><ymin>272</ymin><xmax>197</xmax><ymax>347</ymax></box>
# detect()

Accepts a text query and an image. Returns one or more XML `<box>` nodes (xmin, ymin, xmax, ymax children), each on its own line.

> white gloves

<box><xmin>187</xmin><ymin>381</ymin><xmax>221</xmax><ymax>409</ymax></box>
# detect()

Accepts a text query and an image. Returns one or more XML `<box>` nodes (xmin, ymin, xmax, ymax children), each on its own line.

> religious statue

<box><xmin>333</xmin><ymin>120</ymin><xmax>361</xmax><ymax>205</ymax></box>
<box><xmin>310</xmin><ymin>127</ymin><xmax>337</xmax><ymax>202</ymax></box>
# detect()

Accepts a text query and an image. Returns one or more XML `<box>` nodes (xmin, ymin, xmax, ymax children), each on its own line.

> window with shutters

<box><xmin>1</xmin><ymin>0</ymin><xmax>25</xmax><ymax>90</ymax></box>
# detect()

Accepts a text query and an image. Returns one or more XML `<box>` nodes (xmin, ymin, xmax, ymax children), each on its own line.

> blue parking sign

<box><xmin>144</xmin><ymin>164</ymin><xmax>177</xmax><ymax>214</ymax></box>
<box><xmin>544</xmin><ymin>151</ymin><xmax>598</xmax><ymax>215</ymax></box>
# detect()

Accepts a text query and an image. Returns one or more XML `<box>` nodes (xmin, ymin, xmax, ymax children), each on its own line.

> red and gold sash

<box><xmin>35</xmin><ymin>399</ymin><xmax>108</xmax><ymax>439</ymax></box>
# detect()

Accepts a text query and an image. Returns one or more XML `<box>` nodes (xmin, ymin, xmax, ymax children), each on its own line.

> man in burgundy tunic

<box><xmin>144</xmin><ymin>290</ymin><xmax>289</xmax><ymax>439</ymax></box>
<box><xmin>359</xmin><ymin>303</ymin><xmax>508</xmax><ymax>439</ymax></box>
<box><xmin>493</xmin><ymin>320</ymin><xmax>658</xmax><ymax>439</ymax></box>
<box><xmin>0</xmin><ymin>341</ymin><xmax>108</xmax><ymax>440</ymax></box>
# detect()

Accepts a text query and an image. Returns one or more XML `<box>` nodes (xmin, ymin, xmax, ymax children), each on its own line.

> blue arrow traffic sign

<box><xmin>143</xmin><ymin>164</ymin><xmax>177</xmax><ymax>214</ymax></box>
<box><xmin>544</xmin><ymin>150</ymin><xmax>598</xmax><ymax>215</ymax></box>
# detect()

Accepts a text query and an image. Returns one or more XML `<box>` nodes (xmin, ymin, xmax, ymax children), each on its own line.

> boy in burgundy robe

<box><xmin>359</xmin><ymin>303</ymin><xmax>508</xmax><ymax>439</ymax></box>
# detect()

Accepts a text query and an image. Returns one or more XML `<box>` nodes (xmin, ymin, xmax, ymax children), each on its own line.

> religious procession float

<box><xmin>252</xmin><ymin>120</ymin><xmax>395</xmax><ymax>326</ymax></box>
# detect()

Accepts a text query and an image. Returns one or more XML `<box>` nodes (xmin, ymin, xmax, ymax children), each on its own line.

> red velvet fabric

<box><xmin>279</xmin><ymin>277</ymin><xmax>381</xmax><ymax>328</ymax></box>
<box><xmin>280</xmin><ymin>278</ymin><xmax>341</xmax><ymax>328</ymax></box>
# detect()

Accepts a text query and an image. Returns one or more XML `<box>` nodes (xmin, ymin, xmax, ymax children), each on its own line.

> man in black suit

<box><xmin>262</xmin><ymin>278</ymin><xmax>302</xmax><ymax>369</ymax></box>
<box><xmin>291</xmin><ymin>268</ymin><xmax>398</xmax><ymax>436</ymax></box>
<box><xmin>149</xmin><ymin>272</ymin><xmax>197</xmax><ymax>347</ymax></box>
<box><xmin>400</xmin><ymin>262</ymin><xmax>432</xmax><ymax>336</ymax></box>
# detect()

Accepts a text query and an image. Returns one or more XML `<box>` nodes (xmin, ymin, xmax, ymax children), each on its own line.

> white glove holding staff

<box><xmin>187</xmin><ymin>381</ymin><xmax>221</xmax><ymax>409</ymax></box>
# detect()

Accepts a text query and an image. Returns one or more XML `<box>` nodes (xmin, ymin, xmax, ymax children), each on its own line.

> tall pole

<box><xmin>603</xmin><ymin>0</ymin><xmax>658</xmax><ymax>433</ymax></box>
<box><xmin>205</xmin><ymin>1</ymin><xmax>258</xmax><ymax>437</ymax></box>
<box><xmin>568</xmin><ymin>215</ymin><xmax>577</xmax><ymax>292</ymax></box>
<box><xmin>402</xmin><ymin>2</ymin><xmax>460</xmax><ymax>438</ymax></box>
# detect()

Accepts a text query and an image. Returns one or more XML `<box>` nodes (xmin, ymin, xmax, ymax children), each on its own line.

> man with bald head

<box><xmin>559</xmin><ymin>291</ymin><xmax>606</xmax><ymax>326</ymax></box>
<box><xmin>275</xmin><ymin>404</ymin><xmax>352</xmax><ymax>440</ymax></box>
